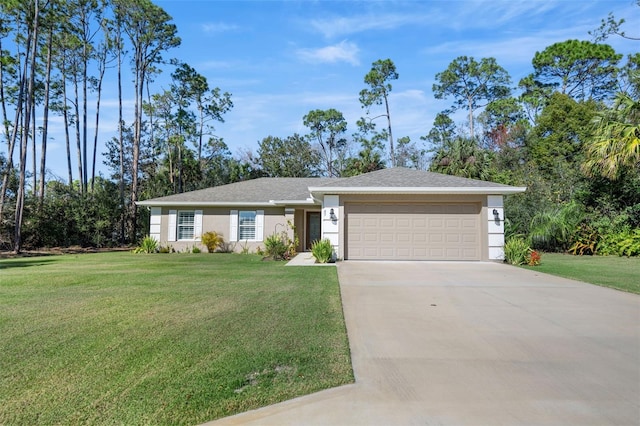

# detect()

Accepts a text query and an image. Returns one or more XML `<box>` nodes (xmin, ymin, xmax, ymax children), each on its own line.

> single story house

<box><xmin>136</xmin><ymin>167</ymin><xmax>526</xmax><ymax>261</ymax></box>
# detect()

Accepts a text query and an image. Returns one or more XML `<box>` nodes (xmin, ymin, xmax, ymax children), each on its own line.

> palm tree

<box><xmin>429</xmin><ymin>137</ymin><xmax>494</xmax><ymax>181</ymax></box>
<box><xmin>583</xmin><ymin>92</ymin><xmax>640</xmax><ymax>180</ymax></box>
<box><xmin>529</xmin><ymin>201</ymin><xmax>584</xmax><ymax>251</ymax></box>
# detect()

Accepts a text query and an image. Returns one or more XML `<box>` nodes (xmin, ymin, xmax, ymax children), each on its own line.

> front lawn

<box><xmin>0</xmin><ymin>252</ymin><xmax>353</xmax><ymax>425</ymax></box>
<box><xmin>524</xmin><ymin>252</ymin><xmax>640</xmax><ymax>294</ymax></box>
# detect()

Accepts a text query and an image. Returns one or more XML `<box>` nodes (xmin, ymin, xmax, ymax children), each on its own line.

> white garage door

<box><xmin>346</xmin><ymin>203</ymin><xmax>481</xmax><ymax>260</ymax></box>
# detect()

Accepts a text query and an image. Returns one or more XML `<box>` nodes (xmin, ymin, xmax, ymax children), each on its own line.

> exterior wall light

<box><xmin>492</xmin><ymin>208</ymin><xmax>500</xmax><ymax>222</ymax></box>
<box><xmin>329</xmin><ymin>208</ymin><xmax>338</xmax><ymax>221</ymax></box>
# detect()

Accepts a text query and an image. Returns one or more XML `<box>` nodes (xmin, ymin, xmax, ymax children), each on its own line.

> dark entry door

<box><xmin>306</xmin><ymin>211</ymin><xmax>321</xmax><ymax>250</ymax></box>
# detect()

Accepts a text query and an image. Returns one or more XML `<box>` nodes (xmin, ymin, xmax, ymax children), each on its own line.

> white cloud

<box><xmin>197</xmin><ymin>60</ymin><xmax>235</xmax><ymax>71</ymax></box>
<box><xmin>310</xmin><ymin>13</ymin><xmax>428</xmax><ymax>39</ymax></box>
<box><xmin>296</xmin><ymin>40</ymin><xmax>360</xmax><ymax>66</ymax></box>
<box><xmin>201</xmin><ymin>22</ymin><xmax>239</xmax><ymax>33</ymax></box>
<box><xmin>422</xmin><ymin>20</ymin><xmax>610</xmax><ymax>81</ymax></box>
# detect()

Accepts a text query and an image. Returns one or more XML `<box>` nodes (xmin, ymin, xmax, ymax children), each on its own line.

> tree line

<box><xmin>0</xmin><ymin>0</ymin><xmax>638</xmax><ymax>255</ymax></box>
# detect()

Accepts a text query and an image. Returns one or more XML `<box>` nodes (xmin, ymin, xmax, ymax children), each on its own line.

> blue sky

<box><xmin>44</xmin><ymin>0</ymin><xmax>640</xmax><ymax>179</ymax></box>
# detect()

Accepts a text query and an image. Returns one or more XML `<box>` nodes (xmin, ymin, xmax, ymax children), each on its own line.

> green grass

<box><xmin>524</xmin><ymin>252</ymin><xmax>640</xmax><ymax>294</ymax></box>
<box><xmin>0</xmin><ymin>252</ymin><xmax>353</xmax><ymax>425</ymax></box>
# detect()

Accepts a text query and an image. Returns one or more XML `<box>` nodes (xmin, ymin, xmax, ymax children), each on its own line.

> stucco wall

<box><xmin>154</xmin><ymin>206</ymin><xmax>288</xmax><ymax>253</ymax></box>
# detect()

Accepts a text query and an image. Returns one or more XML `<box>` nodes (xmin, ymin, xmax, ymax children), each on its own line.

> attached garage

<box><xmin>345</xmin><ymin>202</ymin><xmax>481</xmax><ymax>260</ymax></box>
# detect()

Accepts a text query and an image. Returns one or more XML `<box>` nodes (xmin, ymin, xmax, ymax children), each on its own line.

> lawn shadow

<box><xmin>0</xmin><ymin>256</ymin><xmax>58</xmax><ymax>269</ymax></box>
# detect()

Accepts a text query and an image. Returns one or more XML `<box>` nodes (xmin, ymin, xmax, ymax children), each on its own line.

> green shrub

<box><xmin>311</xmin><ymin>239</ymin><xmax>334</xmax><ymax>263</ymax></box>
<box><xmin>264</xmin><ymin>222</ymin><xmax>299</xmax><ymax>260</ymax></box>
<box><xmin>132</xmin><ymin>236</ymin><xmax>158</xmax><ymax>254</ymax></box>
<box><xmin>569</xmin><ymin>223</ymin><xmax>598</xmax><ymax>255</ymax></box>
<box><xmin>530</xmin><ymin>202</ymin><xmax>584</xmax><ymax>251</ymax></box>
<box><xmin>285</xmin><ymin>220</ymin><xmax>300</xmax><ymax>259</ymax></box>
<box><xmin>504</xmin><ymin>236</ymin><xmax>531</xmax><ymax>265</ymax></box>
<box><xmin>201</xmin><ymin>231</ymin><xmax>224</xmax><ymax>253</ymax></box>
<box><xmin>599</xmin><ymin>228</ymin><xmax>640</xmax><ymax>257</ymax></box>
<box><xmin>238</xmin><ymin>240</ymin><xmax>251</xmax><ymax>255</ymax></box>
<box><xmin>191</xmin><ymin>246</ymin><xmax>201</xmax><ymax>253</ymax></box>
<box><xmin>264</xmin><ymin>233</ymin><xmax>287</xmax><ymax>260</ymax></box>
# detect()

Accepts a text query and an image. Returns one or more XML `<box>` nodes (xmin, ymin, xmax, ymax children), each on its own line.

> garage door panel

<box><xmin>445</xmin><ymin>219</ymin><xmax>462</xmax><ymax>228</ymax></box>
<box><xmin>380</xmin><ymin>247</ymin><xmax>394</xmax><ymax>257</ymax></box>
<box><xmin>412</xmin><ymin>233</ymin><xmax>426</xmax><ymax>243</ymax></box>
<box><xmin>413</xmin><ymin>248</ymin><xmax>428</xmax><ymax>257</ymax></box>
<box><xmin>363</xmin><ymin>218</ymin><xmax>378</xmax><ymax>227</ymax></box>
<box><xmin>462</xmin><ymin>218</ymin><xmax>478</xmax><ymax>228</ymax></box>
<box><xmin>397</xmin><ymin>233</ymin><xmax>412</xmax><ymax>243</ymax></box>
<box><xmin>380</xmin><ymin>233</ymin><xmax>394</xmax><ymax>242</ymax></box>
<box><xmin>429</xmin><ymin>248</ymin><xmax>444</xmax><ymax>257</ymax></box>
<box><xmin>429</xmin><ymin>218</ymin><xmax>444</xmax><ymax>229</ymax></box>
<box><xmin>462</xmin><ymin>234</ymin><xmax>477</xmax><ymax>243</ymax></box>
<box><xmin>397</xmin><ymin>248</ymin><xmax>411</xmax><ymax>257</ymax></box>
<box><xmin>363</xmin><ymin>233</ymin><xmax>378</xmax><ymax>242</ymax></box>
<box><xmin>463</xmin><ymin>248</ymin><xmax>479</xmax><ymax>257</ymax></box>
<box><xmin>429</xmin><ymin>234</ymin><xmax>443</xmax><ymax>243</ymax></box>
<box><xmin>446</xmin><ymin>234</ymin><xmax>461</xmax><ymax>243</ymax></box>
<box><xmin>397</xmin><ymin>218</ymin><xmax>411</xmax><ymax>227</ymax></box>
<box><xmin>346</xmin><ymin>203</ymin><xmax>480</xmax><ymax>261</ymax></box>
<box><xmin>363</xmin><ymin>247</ymin><xmax>378</xmax><ymax>256</ymax></box>
<box><xmin>412</xmin><ymin>218</ymin><xmax>427</xmax><ymax>229</ymax></box>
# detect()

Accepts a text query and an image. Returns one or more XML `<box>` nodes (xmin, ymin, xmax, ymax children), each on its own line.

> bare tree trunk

<box><xmin>90</xmin><ymin>46</ymin><xmax>107</xmax><ymax>192</ymax></box>
<box><xmin>38</xmin><ymin>28</ymin><xmax>54</xmax><ymax>205</ymax></box>
<box><xmin>31</xmin><ymin>93</ymin><xmax>36</xmax><ymax>193</ymax></box>
<box><xmin>0</xmin><ymin>35</ymin><xmax>19</xmax><ymax>224</ymax></box>
<box><xmin>73</xmin><ymin>72</ymin><xmax>83</xmax><ymax>194</ymax></box>
<box><xmin>117</xmin><ymin>36</ymin><xmax>125</xmax><ymax>244</ymax></box>
<box><xmin>468</xmin><ymin>95</ymin><xmax>474</xmax><ymax>140</ymax></box>
<box><xmin>384</xmin><ymin>94</ymin><xmax>394</xmax><ymax>167</ymax></box>
<box><xmin>62</xmin><ymin>70</ymin><xmax>73</xmax><ymax>188</ymax></box>
<box><xmin>15</xmin><ymin>0</ymin><xmax>40</xmax><ymax>254</ymax></box>
<box><xmin>198</xmin><ymin>106</ymin><xmax>204</xmax><ymax>164</ymax></box>
<box><xmin>130</xmin><ymin>48</ymin><xmax>142</xmax><ymax>242</ymax></box>
<box><xmin>82</xmin><ymin>35</ymin><xmax>88</xmax><ymax>193</ymax></box>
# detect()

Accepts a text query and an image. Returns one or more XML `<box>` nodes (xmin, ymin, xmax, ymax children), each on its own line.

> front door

<box><xmin>306</xmin><ymin>211</ymin><xmax>321</xmax><ymax>250</ymax></box>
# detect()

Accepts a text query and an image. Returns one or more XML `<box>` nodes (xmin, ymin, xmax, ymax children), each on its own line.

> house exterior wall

<box><xmin>294</xmin><ymin>209</ymin><xmax>305</xmax><ymax>253</ymax></box>
<box><xmin>153</xmin><ymin>206</ymin><xmax>288</xmax><ymax>253</ymax></box>
<box><xmin>148</xmin><ymin>192</ymin><xmax>508</xmax><ymax>260</ymax></box>
<box><xmin>322</xmin><ymin>195</ymin><xmax>340</xmax><ymax>251</ymax></box>
<box><xmin>320</xmin><ymin>193</ymin><xmax>501</xmax><ymax>261</ymax></box>
<box><xmin>487</xmin><ymin>195</ymin><xmax>505</xmax><ymax>260</ymax></box>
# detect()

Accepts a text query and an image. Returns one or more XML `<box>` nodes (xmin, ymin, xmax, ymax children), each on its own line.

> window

<box><xmin>230</xmin><ymin>209</ymin><xmax>263</xmax><ymax>242</ymax></box>
<box><xmin>167</xmin><ymin>210</ymin><xmax>202</xmax><ymax>242</ymax></box>
<box><xmin>177</xmin><ymin>211</ymin><xmax>195</xmax><ymax>240</ymax></box>
<box><xmin>238</xmin><ymin>211</ymin><xmax>256</xmax><ymax>240</ymax></box>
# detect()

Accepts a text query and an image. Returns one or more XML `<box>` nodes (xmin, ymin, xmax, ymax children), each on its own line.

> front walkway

<box><xmin>206</xmin><ymin>261</ymin><xmax>640</xmax><ymax>425</ymax></box>
<box><xmin>285</xmin><ymin>252</ymin><xmax>335</xmax><ymax>266</ymax></box>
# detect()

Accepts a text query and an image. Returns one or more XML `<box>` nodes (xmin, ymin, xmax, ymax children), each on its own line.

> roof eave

<box><xmin>136</xmin><ymin>201</ymin><xmax>277</xmax><ymax>207</ymax></box>
<box><xmin>270</xmin><ymin>198</ymin><xmax>318</xmax><ymax>206</ymax></box>
<box><xmin>308</xmin><ymin>186</ymin><xmax>527</xmax><ymax>195</ymax></box>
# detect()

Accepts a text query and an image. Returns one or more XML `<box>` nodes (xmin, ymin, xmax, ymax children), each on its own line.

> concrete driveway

<box><xmin>207</xmin><ymin>261</ymin><xmax>640</xmax><ymax>425</ymax></box>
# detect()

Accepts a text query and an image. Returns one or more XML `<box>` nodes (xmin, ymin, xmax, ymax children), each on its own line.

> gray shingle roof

<box><xmin>319</xmin><ymin>167</ymin><xmax>513</xmax><ymax>188</ymax></box>
<box><xmin>138</xmin><ymin>168</ymin><xmax>524</xmax><ymax>206</ymax></box>
<box><xmin>139</xmin><ymin>177</ymin><xmax>333</xmax><ymax>204</ymax></box>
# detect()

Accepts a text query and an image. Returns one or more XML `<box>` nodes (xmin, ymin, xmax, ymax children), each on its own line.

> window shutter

<box><xmin>168</xmin><ymin>210</ymin><xmax>177</xmax><ymax>242</ymax></box>
<box><xmin>229</xmin><ymin>210</ymin><xmax>238</xmax><ymax>241</ymax></box>
<box><xmin>256</xmin><ymin>210</ymin><xmax>264</xmax><ymax>242</ymax></box>
<box><xmin>194</xmin><ymin>210</ymin><xmax>203</xmax><ymax>240</ymax></box>
<box><xmin>150</xmin><ymin>207</ymin><xmax>161</xmax><ymax>241</ymax></box>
